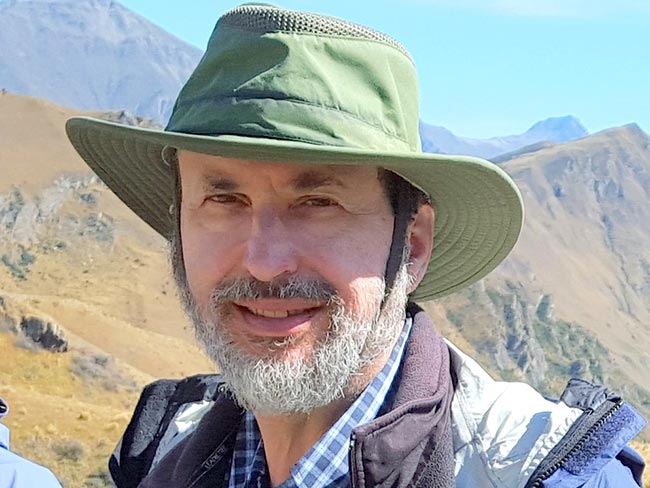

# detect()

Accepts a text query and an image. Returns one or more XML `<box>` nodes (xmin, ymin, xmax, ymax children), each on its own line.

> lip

<box><xmin>233</xmin><ymin>299</ymin><xmax>324</xmax><ymax>337</ymax></box>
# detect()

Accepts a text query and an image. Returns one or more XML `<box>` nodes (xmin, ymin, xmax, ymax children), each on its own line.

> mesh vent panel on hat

<box><xmin>220</xmin><ymin>4</ymin><xmax>413</xmax><ymax>61</ymax></box>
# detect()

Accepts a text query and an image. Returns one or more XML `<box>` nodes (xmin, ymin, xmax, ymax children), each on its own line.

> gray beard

<box><xmin>175</xmin><ymin>266</ymin><xmax>412</xmax><ymax>415</ymax></box>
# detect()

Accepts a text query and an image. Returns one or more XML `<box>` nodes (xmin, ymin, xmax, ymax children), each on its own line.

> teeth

<box><xmin>247</xmin><ymin>308</ymin><xmax>307</xmax><ymax>318</ymax></box>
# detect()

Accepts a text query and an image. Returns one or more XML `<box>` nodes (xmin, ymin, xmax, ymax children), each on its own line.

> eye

<box><xmin>207</xmin><ymin>193</ymin><xmax>249</xmax><ymax>206</ymax></box>
<box><xmin>300</xmin><ymin>197</ymin><xmax>338</xmax><ymax>207</ymax></box>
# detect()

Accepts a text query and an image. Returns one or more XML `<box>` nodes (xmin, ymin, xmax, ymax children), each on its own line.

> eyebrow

<box><xmin>291</xmin><ymin>170</ymin><xmax>348</xmax><ymax>191</ymax></box>
<box><xmin>202</xmin><ymin>176</ymin><xmax>238</xmax><ymax>193</ymax></box>
<box><xmin>200</xmin><ymin>168</ymin><xmax>354</xmax><ymax>193</ymax></box>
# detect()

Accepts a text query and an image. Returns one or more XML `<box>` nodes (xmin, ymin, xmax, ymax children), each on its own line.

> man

<box><xmin>0</xmin><ymin>398</ymin><xmax>63</xmax><ymax>487</ymax></box>
<box><xmin>65</xmin><ymin>4</ymin><xmax>646</xmax><ymax>487</ymax></box>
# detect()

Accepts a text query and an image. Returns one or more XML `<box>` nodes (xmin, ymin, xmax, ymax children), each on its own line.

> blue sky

<box><xmin>119</xmin><ymin>0</ymin><xmax>649</xmax><ymax>138</ymax></box>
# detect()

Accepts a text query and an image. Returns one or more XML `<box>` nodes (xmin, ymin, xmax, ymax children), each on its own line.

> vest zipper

<box><xmin>349</xmin><ymin>433</ymin><xmax>357</xmax><ymax>488</ymax></box>
<box><xmin>524</xmin><ymin>397</ymin><xmax>624</xmax><ymax>488</ymax></box>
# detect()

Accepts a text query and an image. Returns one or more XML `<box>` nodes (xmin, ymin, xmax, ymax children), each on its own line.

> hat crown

<box><xmin>166</xmin><ymin>4</ymin><xmax>422</xmax><ymax>152</ymax></box>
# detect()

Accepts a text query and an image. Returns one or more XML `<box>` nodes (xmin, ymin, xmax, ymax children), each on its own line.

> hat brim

<box><xmin>65</xmin><ymin>116</ymin><xmax>523</xmax><ymax>302</ymax></box>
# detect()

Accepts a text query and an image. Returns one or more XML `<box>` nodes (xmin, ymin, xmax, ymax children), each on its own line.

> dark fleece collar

<box><xmin>348</xmin><ymin>302</ymin><xmax>455</xmax><ymax>487</ymax></box>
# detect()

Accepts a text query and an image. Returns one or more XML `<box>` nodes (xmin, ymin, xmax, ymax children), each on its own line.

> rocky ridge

<box><xmin>430</xmin><ymin>124</ymin><xmax>650</xmax><ymax>422</ymax></box>
<box><xmin>420</xmin><ymin>115</ymin><xmax>589</xmax><ymax>159</ymax></box>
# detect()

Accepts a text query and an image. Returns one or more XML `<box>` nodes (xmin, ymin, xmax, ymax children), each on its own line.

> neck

<box><xmin>255</xmin><ymin>349</ymin><xmax>392</xmax><ymax>486</ymax></box>
<box><xmin>255</xmin><ymin>398</ymin><xmax>351</xmax><ymax>486</ymax></box>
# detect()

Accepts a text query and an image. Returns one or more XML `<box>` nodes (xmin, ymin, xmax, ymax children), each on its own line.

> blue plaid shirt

<box><xmin>227</xmin><ymin>318</ymin><xmax>412</xmax><ymax>488</ymax></box>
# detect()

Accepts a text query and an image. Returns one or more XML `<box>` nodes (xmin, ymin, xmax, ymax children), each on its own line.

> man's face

<box><xmin>175</xmin><ymin>150</ymin><xmax>413</xmax><ymax>414</ymax></box>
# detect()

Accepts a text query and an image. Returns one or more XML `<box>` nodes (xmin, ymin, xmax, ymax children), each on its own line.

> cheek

<box><xmin>180</xmin><ymin>223</ymin><xmax>244</xmax><ymax>305</ymax></box>
<box><xmin>344</xmin><ymin>275</ymin><xmax>387</xmax><ymax>319</ymax></box>
<box><xmin>294</xmin><ymin>215</ymin><xmax>393</xmax><ymax>297</ymax></box>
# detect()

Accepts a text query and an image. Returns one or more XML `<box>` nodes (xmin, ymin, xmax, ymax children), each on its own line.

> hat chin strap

<box><xmin>382</xmin><ymin>194</ymin><xmax>412</xmax><ymax>305</ymax></box>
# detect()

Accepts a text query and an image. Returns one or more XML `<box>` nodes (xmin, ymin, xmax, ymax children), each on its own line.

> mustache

<box><xmin>210</xmin><ymin>276</ymin><xmax>338</xmax><ymax>304</ymax></box>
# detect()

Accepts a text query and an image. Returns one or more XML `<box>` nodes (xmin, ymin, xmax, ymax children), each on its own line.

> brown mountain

<box><xmin>502</xmin><ymin>123</ymin><xmax>650</xmax><ymax>373</ymax></box>
<box><xmin>0</xmin><ymin>92</ymin><xmax>211</xmax><ymax>486</ymax></box>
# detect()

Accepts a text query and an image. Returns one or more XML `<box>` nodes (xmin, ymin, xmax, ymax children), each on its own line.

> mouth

<box><xmin>232</xmin><ymin>299</ymin><xmax>325</xmax><ymax>337</ymax></box>
<box><xmin>245</xmin><ymin>307</ymin><xmax>311</xmax><ymax>318</ymax></box>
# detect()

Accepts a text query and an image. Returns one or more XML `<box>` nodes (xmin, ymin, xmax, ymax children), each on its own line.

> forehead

<box><xmin>177</xmin><ymin>150</ymin><xmax>383</xmax><ymax>191</ymax></box>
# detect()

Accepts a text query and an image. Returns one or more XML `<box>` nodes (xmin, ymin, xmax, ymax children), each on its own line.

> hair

<box><xmin>378</xmin><ymin>168</ymin><xmax>432</xmax><ymax>220</ymax></box>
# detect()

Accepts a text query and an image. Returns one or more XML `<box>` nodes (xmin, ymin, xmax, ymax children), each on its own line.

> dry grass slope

<box><xmin>1</xmin><ymin>92</ymin><xmax>649</xmax><ymax>486</ymax></box>
<box><xmin>0</xmin><ymin>333</ymin><xmax>139</xmax><ymax>487</ymax></box>
<box><xmin>1</xmin><ymin>92</ymin><xmax>213</xmax><ymax>486</ymax></box>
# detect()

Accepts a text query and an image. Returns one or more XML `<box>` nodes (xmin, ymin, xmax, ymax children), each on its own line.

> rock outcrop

<box><xmin>19</xmin><ymin>316</ymin><xmax>68</xmax><ymax>352</ymax></box>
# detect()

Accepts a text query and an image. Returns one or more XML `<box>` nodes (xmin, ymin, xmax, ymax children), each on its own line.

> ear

<box><xmin>406</xmin><ymin>203</ymin><xmax>435</xmax><ymax>293</ymax></box>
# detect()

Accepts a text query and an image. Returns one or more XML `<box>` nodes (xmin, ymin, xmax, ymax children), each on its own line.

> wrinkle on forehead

<box><xmin>291</xmin><ymin>170</ymin><xmax>348</xmax><ymax>191</ymax></box>
<box><xmin>190</xmin><ymin>160</ymin><xmax>381</xmax><ymax>193</ymax></box>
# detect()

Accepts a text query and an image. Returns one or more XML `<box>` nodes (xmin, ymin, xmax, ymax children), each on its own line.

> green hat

<box><xmin>65</xmin><ymin>3</ymin><xmax>524</xmax><ymax>301</ymax></box>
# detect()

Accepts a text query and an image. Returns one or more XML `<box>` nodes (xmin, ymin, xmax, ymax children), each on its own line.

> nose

<box><xmin>243</xmin><ymin>208</ymin><xmax>298</xmax><ymax>282</ymax></box>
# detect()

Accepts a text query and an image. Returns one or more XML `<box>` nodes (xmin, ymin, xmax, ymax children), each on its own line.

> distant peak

<box><xmin>622</xmin><ymin>122</ymin><xmax>644</xmax><ymax>133</ymax></box>
<box><xmin>591</xmin><ymin>123</ymin><xmax>648</xmax><ymax>140</ymax></box>
<box><xmin>524</xmin><ymin>115</ymin><xmax>588</xmax><ymax>143</ymax></box>
<box><xmin>527</xmin><ymin>115</ymin><xmax>586</xmax><ymax>132</ymax></box>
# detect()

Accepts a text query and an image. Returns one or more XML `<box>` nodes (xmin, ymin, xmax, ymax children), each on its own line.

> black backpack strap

<box><xmin>109</xmin><ymin>374</ymin><xmax>223</xmax><ymax>488</ymax></box>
